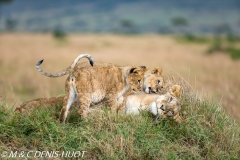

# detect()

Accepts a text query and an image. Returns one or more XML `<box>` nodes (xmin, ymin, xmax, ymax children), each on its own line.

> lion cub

<box><xmin>125</xmin><ymin>85</ymin><xmax>182</xmax><ymax>123</ymax></box>
<box><xmin>36</xmin><ymin>54</ymin><xmax>147</xmax><ymax>123</ymax></box>
<box><xmin>144</xmin><ymin>67</ymin><xmax>165</xmax><ymax>94</ymax></box>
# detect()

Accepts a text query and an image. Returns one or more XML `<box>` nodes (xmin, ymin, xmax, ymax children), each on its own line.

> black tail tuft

<box><xmin>90</xmin><ymin>59</ymin><xmax>94</xmax><ymax>66</ymax></box>
<box><xmin>36</xmin><ymin>59</ymin><xmax>44</xmax><ymax>66</ymax></box>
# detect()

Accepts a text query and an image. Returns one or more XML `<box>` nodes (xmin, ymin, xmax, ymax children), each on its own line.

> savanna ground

<box><xmin>0</xmin><ymin>33</ymin><xmax>240</xmax><ymax>159</ymax></box>
<box><xmin>0</xmin><ymin>33</ymin><xmax>240</xmax><ymax>121</ymax></box>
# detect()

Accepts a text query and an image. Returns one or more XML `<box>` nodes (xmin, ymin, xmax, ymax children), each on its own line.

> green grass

<box><xmin>207</xmin><ymin>37</ymin><xmax>240</xmax><ymax>60</ymax></box>
<box><xmin>52</xmin><ymin>28</ymin><xmax>66</xmax><ymax>40</ymax></box>
<box><xmin>226</xmin><ymin>34</ymin><xmax>240</xmax><ymax>43</ymax></box>
<box><xmin>227</xmin><ymin>47</ymin><xmax>240</xmax><ymax>60</ymax></box>
<box><xmin>175</xmin><ymin>34</ymin><xmax>240</xmax><ymax>60</ymax></box>
<box><xmin>176</xmin><ymin>34</ymin><xmax>209</xmax><ymax>44</ymax></box>
<box><xmin>0</xmin><ymin>81</ymin><xmax>240</xmax><ymax>159</ymax></box>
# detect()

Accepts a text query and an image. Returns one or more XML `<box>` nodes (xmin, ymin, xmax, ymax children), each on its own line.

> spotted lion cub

<box><xmin>125</xmin><ymin>85</ymin><xmax>182</xmax><ymax>123</ymax></box>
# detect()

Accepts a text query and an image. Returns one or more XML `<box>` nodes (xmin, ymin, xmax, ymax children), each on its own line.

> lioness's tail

<box><xmin>36</xmin><ymin>53</ymin><xmax>94</xmax><ymax>78</ymax></box>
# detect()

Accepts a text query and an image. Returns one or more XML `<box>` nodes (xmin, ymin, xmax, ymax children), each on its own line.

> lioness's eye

<box><xmin>169</xmin><ymin>97</ymin><xmax>173</xmax><ymax>102</ymax></box>
<box><xmin>157</xmin><ymin>80</ymin><xmax>160</xmax><ymax>84</ymax></box>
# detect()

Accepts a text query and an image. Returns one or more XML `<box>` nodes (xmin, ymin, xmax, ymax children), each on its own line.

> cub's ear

<box><xmin>129</xmin><ymin>68</ymin><xmax>141</xmax><ymax>74</ymax></box>
<box><xmin>169</xmin><ymin>85</ymin><xmax>181</xmax><ymax>97</ymax></box>
<box><xmin>130</xmin><ymin>68</ymin><xmax>137</xmax><ymax>74</ymax></box>
<box><xmin>140</xmin><ymin>66</ymin><xmax>149</xmax><ymax>72</ymax></box>
<box><xmin>151</xmin><ymin>67</ymin><xmax>163</xmax><ymax>76</ymax></box>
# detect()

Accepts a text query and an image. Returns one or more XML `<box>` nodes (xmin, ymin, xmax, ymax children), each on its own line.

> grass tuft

<box><xmin>176</xmin><ymin>34</ymin><xmax>209</xmax><ymax>43</ymax></box>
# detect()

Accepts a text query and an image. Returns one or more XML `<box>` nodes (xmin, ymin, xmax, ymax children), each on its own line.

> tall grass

<box><xmin>0</xmin><ymin>76</ymin><xmax>239</xmax><ymax>159</ymax></box>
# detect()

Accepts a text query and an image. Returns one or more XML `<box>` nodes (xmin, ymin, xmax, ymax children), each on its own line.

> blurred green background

<box><xmin>0</xmin><ymin>0</ymin><xmax>239</xmax><ymax>34</ymax></box>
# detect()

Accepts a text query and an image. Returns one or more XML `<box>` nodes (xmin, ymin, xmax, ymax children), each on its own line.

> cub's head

<box><xmin>128</xmin><ymin>66</ymin><xmax>149</xmax><ymax>93</ymax></box>
<box><xmin>155</xmin><ymin>85</ymin><xmax>182</xmax><ymax>123</ymax></box>
<box><xmin>144</xmin><ymin>67</ymin><xmax>164</xmax><ymax>94</ymax></box>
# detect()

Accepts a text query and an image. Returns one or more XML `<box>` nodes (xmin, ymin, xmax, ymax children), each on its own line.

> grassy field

<box><xmin>0</xmin><ymin>33</ymin><xmax>240</xmax><ymax>120</ymax></box>
<box><xmin>0</xmin><ymin>33</ymin><xmax>240</xmax><ymax>159</ymax></box>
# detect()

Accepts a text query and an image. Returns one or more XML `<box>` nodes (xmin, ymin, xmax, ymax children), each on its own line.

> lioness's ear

<box><xmin>169</xmin><ymin>85</ymin><xmax>181</xmax><ymax>97</ymax></box>
<box><xmin>151</xmin><ymin>67</ymin><xmax>163</xmax><ymax>76</ymax></box>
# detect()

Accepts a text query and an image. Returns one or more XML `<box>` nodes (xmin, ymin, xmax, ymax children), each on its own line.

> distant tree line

<box><xmin>0</xmin><ymin>0</ymin><xmax>13</xmax><ymax>4</ymax></box>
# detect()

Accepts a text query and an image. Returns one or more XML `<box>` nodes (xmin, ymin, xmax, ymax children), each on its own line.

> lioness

<box><xmin>125</xmin><ymin>85</ymin><xmax>182</xmax><ymax>123</ymax></box>
<box><xmin>14</xmin><ymin>96</ymin><xmax>65</xmax><ymax>114</ymax></box>
<box><xmin>36</xmin><ymin>54</ymin><xmax>147</xmax><ymax>123</ymax></box>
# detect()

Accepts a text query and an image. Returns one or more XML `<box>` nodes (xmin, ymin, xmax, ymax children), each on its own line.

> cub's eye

<box><xmin>157</xmin><ymin>80</ymin><xmax>160</xmax><ymax>84</ymax></box>
<box><xmin>138</xmin><ymin>80</ymin><xmax>141</xmax><ymax>84</ymax></box>
<box><xmin>169</xmin><ymin>97</ymin><xmax>173</xmax><ymax>102</ymax></box>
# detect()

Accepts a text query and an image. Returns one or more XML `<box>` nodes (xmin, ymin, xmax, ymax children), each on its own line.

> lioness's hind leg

<box><xmin>60</xmin><ymin>86</ymin><xmax>77</xmax><ymax>124</ymax></box>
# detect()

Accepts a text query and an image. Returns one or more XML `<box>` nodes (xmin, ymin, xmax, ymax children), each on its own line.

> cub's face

<box><xmin>156</xmin><ymin>95</ymin><xmax>181</xmax><ymax>119</ymax></box>
<box><xmin>128</xmin><ymin>66</ymin><xmax>149</xmax><ymax>93</ymax></box>
<box><xmin>144</xmin><ymin>67</ymin><xmax>164</xmax><ymax>94</ymax></box>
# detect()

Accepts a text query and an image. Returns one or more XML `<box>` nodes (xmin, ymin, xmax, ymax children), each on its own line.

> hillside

<box><xmin>0</xmin><ymin>75</ymin><xmax>239</xmax><ymax>159</ymax></box>
<box><xmin>0</xmin><ymin>0</ymin><xmax>240</xmax><ymax>33</ymax></box>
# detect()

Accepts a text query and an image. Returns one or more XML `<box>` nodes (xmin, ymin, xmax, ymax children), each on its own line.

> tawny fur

<box><xmin>14</xmin><ymin>97</ymin><xmax>65</xmax><ymax>113</ymax></box>
<box><xmin>125</xmin><ymin>85</ymin><xmax>182</xmax><ymax>124</ymax></box>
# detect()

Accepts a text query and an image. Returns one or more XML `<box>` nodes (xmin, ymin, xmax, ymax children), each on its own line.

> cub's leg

<box><xmin>116</xmin><ymin>95</ymin><xmax>127</xmax><ymax>113</ymax></box>
<box><xmin>60</xmin><ymin>80</ymin><xmax>77</xmax><ymax>124</ymax></box>
<box><xmin>77</xmin><ymin>93</ymin><xmax>91</xmax><ymax>118</ymax></box>
<box><xmin>106</xmin><ymin>94</ymin><xmax>119</xmax><ymax>113</ymax></box>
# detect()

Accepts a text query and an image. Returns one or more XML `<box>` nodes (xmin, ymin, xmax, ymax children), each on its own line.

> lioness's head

<box><xmin>144</xmin><ymin>67</ymin><xmax>164</xmax><ymax>94</ymax></box>
<box><xmin>128</xmin><ymin>66</ymin><xmax>149</xmax><ymax>93</ymax></box>
<box><xmin>155</xmin><ymin>85</ymin><xmax>182</xmax><ymax>123</ymax></box>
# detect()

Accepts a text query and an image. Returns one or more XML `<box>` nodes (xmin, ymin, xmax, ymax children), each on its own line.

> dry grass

<box><xmin>0</xmin><ymin>33</ymin><xmax>240</xmax><ymax>121</ymax></box>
